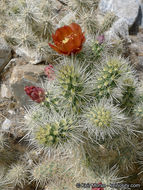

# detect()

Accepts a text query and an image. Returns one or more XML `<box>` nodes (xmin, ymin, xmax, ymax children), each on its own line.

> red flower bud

<box><xmin>24</xmin><ymin>86</ymin><xmax>45</xmax><ymax>103</ymax></box>
<box><xmin>44</xmin><ymin>65</ymin><xmax>55</xmax><ymax>80</ymax></box>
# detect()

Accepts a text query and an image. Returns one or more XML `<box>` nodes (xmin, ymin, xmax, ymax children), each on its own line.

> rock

<box><xmin>16</xmin><ymin>47</ymin><xmax>32</xmax><ymax>60</ymax></box>
<box><xmin>16</xmin><ymin>47</ymin><xmax>45</xmax><ymax>65</ymax></box>
<box><xmin>113</xmin><ymin>19</ymin><xmax>129</xmax><ymax>39</ymax></box>
<box><xmin>29</xmin><ymin>54</ymin><xmax>44</xmax><ymax>65</ymax></box>
<box><xmin>1</xmin><ymin>118</ymin><xmax>12</xmax><ymax>131</ymax></box>
<box><xmin>99</xmin><ymin>0</ymin><xmax>140</xmax><ymax>27</ymax></box>
<box><xmin>105</xmin><ymin>30</ymin><xmax>120</xmax><ymax>42</ymax></box>
<box><xmin>10</xmin><ymin>64</ymin><xmax>46</xmax><ymax>106</ymax></box>
<box><xmin>0</xmin><ymin>84</ymin><xmax>12</xmax><ymax>98</ymax></box>
<box><xmin>128</xmin><ymin>32</ymin><xmax>143</xmax><ymax>79</ymax></box>
<box><xmin>8</xmin><ymin>110</ymin><xmax>15</xmax><ymax>115</ymax></box>
<box><xmin>4</xmin><ymin>58</ymin><xmax>22</xmax><ymax>70</ymax></box>
<box><xmin>0</xmin><ymin>38</ymin><xmax>12</xmax><ymax>74</ymax></box>
<box><xmin>139</xmin><ymin>0</ymin><xmax>143</xmax><ymax>28</ymax></box>
<box><xmin>129</xmin><ymin>1</ymin><xmax>143</xmax><ymax>35</ymax></box>
<box><xmin>105</xmin><ymin>18</ymin><xmax>131</xmax><ymax>42</ymax></box>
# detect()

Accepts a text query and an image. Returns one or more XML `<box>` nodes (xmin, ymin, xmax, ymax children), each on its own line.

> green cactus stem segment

<box><xmin>56</xmin><ymin>61</ymin><xmax>92</xmax><ymax>112</ymax></box>
<box><xmin>120</xmin><ymin>78</ymin><xmax>136</xmax><ymax>112</ymax></box>
<box><xmin>87</xmin><ymin>108</ymin><xmax>112</xmax><ymax>128</ymax></box>
<box><xmin>35</xmin><ymin>119</ymin><xmax>73</xmax><ymax>146</ymax></box>
<box><xmin>95</xmin><ymin>58</ymin><xmax>123</xmax><ymax>99</ymax></box>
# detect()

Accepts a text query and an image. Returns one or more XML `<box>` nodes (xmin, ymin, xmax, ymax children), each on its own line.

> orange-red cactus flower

<box><xmin>48</xmin><ymin>23</ymin><xmax>85</xmax><ymax>55</ymax></box>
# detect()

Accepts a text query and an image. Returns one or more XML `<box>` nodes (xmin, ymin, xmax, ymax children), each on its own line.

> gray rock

<box><xmin>4</xmin><ymin>58</ymin><xmax>18</xmax><ymax>70</ymax></box>
<box><xmin>16</xmin><ymin>47</ymin><xmax>31</xmax><ymax>60</ymax></box>
<box><xmin>10</xmin><ymin>64</ymin><xmax>46</xmax><ymax>106</ymax></box>
<box><xmin>0</xmin><ymin>38</ymin><xmax>12</xmax><ymax>74</ymax></box>
<box><xmin>16</xmin><ymin>47</ymin><xmax>45</xmax><ymax>65</ymax></box>
<box><xmin>0</xmin><ymin>84</ymin><xmax>12</xmax><ymax>98</ymax></box>
<box><xmin>105</xmin><ymin>18</ymin><xmax>131</xmax><ymax>42</ymax></box>
<box><xmin>99</xmin><ymin>0</ymin><xmax>140</xmax><ymax>27</ymax></box>
<box><xmin>8</xmin><ymin>110</ymin><xmax>16</xmax><ymax>115</ymax></box>
<box><xmin>139</xmin><ymin>0</ymin><xmax>143</xmax><ymax>28</ymax></box>
<box><xmin>2</xmin><ymin>118</ymin><xmax>12</xmax><ymax>131</ymax></box>
<box><xmin>138</xmin><ymin>56</ymin><xmax>143</xmax><ymax>66</ymax></box>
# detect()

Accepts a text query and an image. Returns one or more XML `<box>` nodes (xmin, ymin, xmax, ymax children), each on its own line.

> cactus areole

<box><xmin>49</xmin><ymin>23</ymin><xmax>85</xmax><ymax>55</ymax></box>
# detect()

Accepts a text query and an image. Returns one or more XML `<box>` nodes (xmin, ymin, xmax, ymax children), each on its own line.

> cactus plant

<box><xmin>29</xmin><ymin>153</ymin><xmax>74</xmax><ymax>188</ymax></box>
<box><xmin>133</xmin><ymin>102</ymin><xmax>143</xmax><ymax>125</ymax></box>
<box><xmin>24</xmin><ymin>108</ymin><xmax>84</xmax><ymax>152</ymax></box>
<box><xmin>68</xmin><ymin>0</ymin><xmax>99</xmax><ymax>13</ymax></box>
<box><xmin>0</xmin><ymin>165</ymin><xmax>7</xmax><ymax>190</ymax></box>
<box><xmin>80</xmin><ymin>11</ymin><xmax>99</xmax><ymax>36</ymax></box>
<box><xmin>99</xmin><ymin>12</ymin><xmax>117</xmax><ymax>34</ymax></box>
<box><xmin>83</xmin><ymin>98</ymin><xmax>128</xmax><ymax>141</ymax></box>
<box><xmin>93</xmin><ymin>165</ymin><xmax>124</xmax><ymax>190</ymax></box>
<box><xmin>1</xmin><ymin>1</ymin><xmax>143</xmax><ymax>189</ymax></box>
<box><xmin>93</xmin><ymin>56</ymin><xmax>135</xmax><ymax>102</ymax></box>
<box><xmin>54</xmin><ymin>57</ymin><xmax>93</xmax><ymax>112</ymax></box>
<box><xmin>4</xmin><ymin>162</ymin><xmax>29</xmax><ymax>189</ymax></box>
<box><xmin>0</xmin><ymin>132</ymin><xmax>7</xmax><ymax>150</ymax></box>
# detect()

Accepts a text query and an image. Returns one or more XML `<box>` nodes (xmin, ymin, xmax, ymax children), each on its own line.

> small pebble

<box><xmin>2</xmin><ymin>118</ymin><xmax>12</xmax><ymax>131</ymax></box>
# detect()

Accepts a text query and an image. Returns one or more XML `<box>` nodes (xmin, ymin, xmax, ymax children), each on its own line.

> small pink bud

<box><xmin>24</xmin><ymin>86</ymin><xmax>45</xmax><ymax>103</ymax></box>
<box><xmin>44</xmin><ymin>65</ymin><xmax>55</xmax><ymax>80</ymax></box>
<box><xmin>96</xmin><ymin>35</ymin><xmax>105</xmax><ymax>45</ymax></box>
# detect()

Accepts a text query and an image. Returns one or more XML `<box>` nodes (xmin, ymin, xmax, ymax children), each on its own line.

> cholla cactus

<box><xmin>91</xmin><ymin>35</ymin><xmax>105</xmax><ymax>60</ymax></box>
<box><xmin>120</xmin><ymin>76</ymin><xmax>137</xmax><ymax>113</ymax></box>
<box><xmin>79</xmin><ymin>11</ymin><xmax>99</xmax><ymax>36</ymax></box>
<box><xmin>93</xmin><ymin>165</ymin><xmax>123</xmax><ymax>190</ymax></box>
<box><xmin>4</xmin><ymin>162</ymin><xmax>29</xmax><ymax>189</ymax></box>
<box><xmin>75</xmin><ymin>35</ymin><xmax>105</xmax><ymax>66</ymax></box>
<box><xmin>133</xmin><ymin>102</ymin><xmax>143</xmax><ymax>125</ymax></box>
<box><xmin>0</xmin><ymin>0</ymin><xmax>9</xmax><ymax>34</ymax></box>
<box><xmin>1</xmin><ymin>0</ymin><xmax>56</xmax><ymax>63</ymax></box>
<box><xmin>30</xmin><ymin>160</ymin><xmax>59</xmax><ymax>188</ymax></box>
<box><xmin>1</xmin><ymin>0</ymin><xmax>143</xmax><ymax>189</ymax></box>
<box><xmin>137</xmin><ymin>145</ymin><xmax>143</xmax><ymax>178</ymax></box>
<box><xmin>55</xmin><ymin>57</ymin><xmax>93</xmax><ymax>112</ymax></box>
<box><xmin>83</xmin><ymin>98</ymin><xmax>128</xmax><ymax>141</ymax></box>
<box><xmin>0</xmin><ymin>132</ymin><xmax>7</xmax><ymax>150</ymax></box>
<box><xmin>24</xmin><ymin>82</ymin><xmax>60</xmax><ymax>124</ymax></box>
<box><xmin>24</xmin><ymin>109</ymin><xmax>84</xmax><ymax>152</ymax></box>
<box><xmin>30</xmin><ymin>153</ymin><xmax>74</xmax><ymax>188</ymax></box>
<box><xmin>99</xmin><ymin>12</ymin><xmax>117</xmax><ymax>34</ymax></box>
<box><xmin>0</xmin><ymin>148</ymin><xmax>20</xmax><ymax>166</ymax></box>
<box><xmin>117</xmin><ymin>137</ymin><xmax>139</xmax><ymax>173</ymax></box>
<box><xmin>94</xmin><ymin>56</ymin><xmax>135</xmax><ymax>101</ymax></box>
<box><xmin>24</xmin><ymin>104</ymin><xmax>48</xmax><ymax>127</ymax></box>
<box><xmin>68</xmin><ymin>0</ymin><xmax>99</xmax><ymax>13</ymax></box>
<box><xmin>0</xmin><ymin>165</ymin><xmax>7</xmax><ymax>190</ymax></box>
<box><xmin>17</xmin><ymin>1</ymin><xmax>41</xmax><ymax>27</ymax></box>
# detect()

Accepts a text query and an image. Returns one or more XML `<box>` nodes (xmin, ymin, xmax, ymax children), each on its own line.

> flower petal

<box><xmin>52</xmin><ymin>26</ymin><xmax>73</xmax><ymax>42</ymax></box>
<box><xmin>48</xmin><ymin>43</ymin><xmax>63</xmax><ymax>54</ymax></box>
<box><xmin>49</xmin><ymin>23</ymin><xmax>85</xmax><ymax>55</ymax></box>
<box><xmin>70</xmin><ymin>23</ymin><xmax>82</xmax><ymax>35</ymax></box>
<box><xmin>81</xmin><ymin>33</ymin><xmax>86</xmax><ymax>43</ymax></box>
